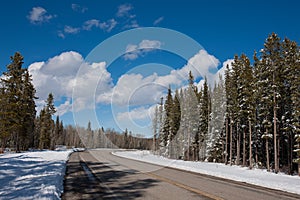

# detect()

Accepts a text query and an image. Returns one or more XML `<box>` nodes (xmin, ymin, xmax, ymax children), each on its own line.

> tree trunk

<box><xmin>273</xmin><ymin>78</ymin><xmax>279</xmax><ymax>173</ymax></box>
<box><xmin>225</xmin><ymin>117</ymin><xmax>228</xmax><ymax>164</ymax></box>
<box><xmin>235</xmin><ymin>125</ymin><xmax>241</xmax><ymax>165</ymax></box>
<box><xmin>243</xmin><ymin>127</ymin><xmax>246</xmax><ymax>167</ymax></box>
<box><xmin>236</xmin><ymin>123</ymin><xmax>240</xmax><ymax>165</ymax></box>
<box><xmin>229</xmin><ymin>119</ymin><xmax>233</xmax><ymax>166</ymax></box>
<box><xmin>266</xmin><ymin>138</ymin><xmax>270</xmax><ymax>172</ymax></box>
<box><xmin>249</xmin><ymin>120</ymin><xmax>252</xmax><ymax>169</ymax></box>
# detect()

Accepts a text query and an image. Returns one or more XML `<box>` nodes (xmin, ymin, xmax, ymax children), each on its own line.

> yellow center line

<box><xmin>145</xmin><ymin>172</ymin><xmax>224</xmax><ymax>200</ymax></box>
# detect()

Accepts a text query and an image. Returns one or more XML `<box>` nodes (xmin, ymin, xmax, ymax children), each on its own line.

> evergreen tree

<box><xmin>261</xmin><ymin>33</ymin><xmax>282</xmax><ymax>173</ymax></box>
<box><xmin>226</xmin><ymin>56</ymin><xmax>240</xmax><ymax>165</ymax></box>
<box><xmin>20</xmin><ymin>70</ymin><xmax>37</xmax><ymax>149</ymax></box>
<box><xmin>39</xmin><ymin>93</ymin><xmax>56</xmax><ymax>149</ymax></box>
<box><xmin>207</xmin><ymin>75</ymin><xmax>226</xmax><ymax>162</ymax></box>
<box><xmin>0</xmin><ymin>52</ymin><xmax>36</xmax><ymax>152</ymax></box>
<box><xmin>199</xmin><ymin>77</ymin><xmax>210</xmax><ymax>161</ymax></box>
<box><xmin>281</xmin><ymin>38</ymin><xmax>300</xmax><ymax>174</ymax></box>
<box><xmin>161</xmin><ymin>86</ymin><xmax>173</xmax><ymax>148</ymax></box>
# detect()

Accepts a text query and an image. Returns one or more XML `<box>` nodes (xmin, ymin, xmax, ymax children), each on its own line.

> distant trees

<box><xmin>153</xmin><ymin>33</ymin><xmax>300</xmax><ymax>175</ymax></box>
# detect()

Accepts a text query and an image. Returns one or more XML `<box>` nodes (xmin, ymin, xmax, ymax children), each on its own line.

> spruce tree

<box><xmin>0</xmin><ymin>52</ymin><xmax>36</xmax><ymax>152</ymax></box>
<box><xmin>199</xmin><ymin>77</ymin><xmax>210</xmax><ymax>161</ymax></box>
<box><xmin>39</xmin><ymin>93</ymin><xmax>56</xmax><ymax>149</ymax></box>
<box><xmin>261</xmin><ymin>33</ymin><xmax>282</xmax><ymax>173</ymax></box>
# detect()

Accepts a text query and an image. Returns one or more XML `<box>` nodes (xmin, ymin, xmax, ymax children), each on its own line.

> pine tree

<box><xmin>281</xmin><ymin>38</ymin><xmax>300</xmax><ymax>175</ymax></box>
<box><xmin>0</xmin><ymin>52</ymin><xmax>36</xmax><ymax>152</ymax></box>
<box><xmin>224</xmin><ymin>64</ymin><xmax>231</xmax><ymax>164</ymax></box>
<box><xmin>20</xmin><ymin>70</ymin><xmax>37</xmax><ymax>149</ymax></box>
<box><xmin>161</xmin><ymin>86</ymin><xmax>173</xmax><ymax>157</ymax></box>
<box><xmin>170</xmin><ymin>90</ymin><xmax>181</xmax><ymax>158</ymax></box>
<box><xmin>261</xmin><ymin>33</ymin><xmax>282</xmax><ymax>173</ymax></box>
<box><xmin>237</xmin><ymin>54</ymin><xmax>255</xmax><ymax>167</ymax></box>
<box><xmin>199</xmin><ymin>77</ymin><xmax>210</xmax><ymax>161</ymax></box>
<box><xmin>207</xmin><ymin>75</ymin><xmax>226</xmax><ymax>162</ymax></box>
<box><xmin>226</xmin><ymin>56</ymin><xmax>240</xmax><ymax>165</ymax></box>
<box><xmin>39</xmin><ymin>93</ymin><xmax>56</xmax><ymax>149</ymax></box>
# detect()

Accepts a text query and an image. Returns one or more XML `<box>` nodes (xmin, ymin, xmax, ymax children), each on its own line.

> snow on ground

<box><xmin>0</xmin><ymin>150</ymin><xmax>73</xmax><ymax>200</ymax></box>
<box><xmin>113</xmin><ymin>150</ymin><xmax>300</xmax><ymax>195</ymax></box>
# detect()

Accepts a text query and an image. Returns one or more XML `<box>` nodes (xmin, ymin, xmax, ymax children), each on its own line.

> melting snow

<box><xmin>113</xmin><ymin>150</ymin><xmax>300</xmax><ymax>195</ymax></box>
<box><xmin>0</xmin><ymin>150</ymin><xmax>72</xmax><ymax>200</ymax></box>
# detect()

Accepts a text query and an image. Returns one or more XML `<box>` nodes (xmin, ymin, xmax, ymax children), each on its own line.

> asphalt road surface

<box><xmin>61</xmin><ymin>149</ymin><xmax>300</xmax><ymax>200</ymax></box>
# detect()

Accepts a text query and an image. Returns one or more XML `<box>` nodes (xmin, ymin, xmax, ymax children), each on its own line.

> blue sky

<box><xmin>0</xmin><ymin>0</ymin><xmax>299</xmax><ymax>135</ymax></box>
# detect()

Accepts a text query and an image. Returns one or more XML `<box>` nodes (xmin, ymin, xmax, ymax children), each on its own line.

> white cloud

<box><xmin>98</xmin><ymin>49</ymin><xmax>220</xmax><ymax>108</ymax></box>
<box><xmin>56</xmin><ymin>100</ymin><xmax>72</xmax><ymax>116</ymax></box>
<box><xmin>116</xmin><ymin>3</ymin><xmax>139</xmax><ymax>29</ymax></box>
<box><xmin>153</xmin><ymin>16</ymin><xmax>164</xmax><ymax>25</ymax></box>
<box><xmin>64</xmin><ymin>25</ymin><xmax>80</xmax><ymax>34</ymax></box>
<box><xmin>28</xmin><ymin>51</ymin><xmax>113</xmax><ymax>114</ymax></box>
<box><xmin>83</xmin><ymin>19</ymin><xmax>117</xmax><ymax>32</ymax></box>
<box><xmin>178</xmin><ymin>49</ymin><xmax>220</xmax><ymax>81</ymax></box>
<box><xmin>99</xmin><ymin>19</ymin><xmax>117</xmax><ymax>32</ymax></box>
<box><xmin>57</xmin><ymin>31</ymin><xmax>65</xmax><ymax>39</ymax></box>
<box><xmin>73</xmin><ymin>61</ymin><xmax>112</xmax><ymax>111</ymax></box>
<box><xmin>123</xmin><ymin>40</ymin><xmax>162</xmax><ymax>60</ymax></box>
<box><xmin>98</xmin><ymin>73</ymin><xmax>165</xmax><ymax>106</ymax></box>
<box><xmin>117</xmin><ymin>4</ymin><xmax>133</xmax><ymax>17</ymax></box>
<box><xmin>28</xmin><ymin>49</ymin><xmax>229</xmax><ymax>121</ymax></box>
<box><xmin>123</xmin><ymin>20</ymin><xmax>139</xmax><ymax>29</ymax></box>
<box><xmin>27</xmin><ymin>7</ymin><xmax>55</xmax><ymax>24</ymax></box>
<box><xmin>117</xmin><ymin>106</ymin><xmax>151</xmax><ymax>121</ymax></box>
<box><xmin>83</xmin><ymin>19</ymin><xmax>100</xmax><ymax>30</ymax></box>
<box><xmin>71</xmin><ymin>4</ymin><xmax>88</xmax><ymax>13</ymax></box>
<box><xmin>153</xmin><ymin>49</ymin><xmax>220</xmax><ymax>89</ymax></box>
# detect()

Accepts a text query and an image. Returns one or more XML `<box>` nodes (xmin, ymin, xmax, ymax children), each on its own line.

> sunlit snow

<box><xmin>113</xmin><ymin>150</ymin><xmax>300</xmax><ymax>195</ymax></box>
<box><xmin>0</xmin><ymin>150</ymin><xmax>72</xmax><ymax>200</ymax></box>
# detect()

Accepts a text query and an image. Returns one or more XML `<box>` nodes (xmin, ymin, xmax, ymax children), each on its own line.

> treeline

<box><xmin>0</xmin><ymin>52</ymin><xmax>151</xmax><ymax>152</ymax></box>
<box><xmin>153</xmin><ymin>33</ymin><xmax>300</xmax><ymax>175</ymax></box>
<box><xmin>78</xmin><ymin>124</ymin><xmax>152</xmax><ymax>150</ymax></box>
<box><xmin>0</xmin><ymin>52</ymin><xmax>72</xmax><ymax>152</ymax></box>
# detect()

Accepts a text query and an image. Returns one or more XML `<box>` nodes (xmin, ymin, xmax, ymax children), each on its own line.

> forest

<box><xmin>0</xmin><ymin>52</ymin><xmax>152</xmax><ymax>153</ymax></box>
<box><xmin>152</xmin><ymin>33</ymin><xmax>300</xmax><ymax>175</ymax></box>
<box><xmin>0</xmin><ymin>33</ymin><xmax>299</xmax><ymax>175</ymax></box>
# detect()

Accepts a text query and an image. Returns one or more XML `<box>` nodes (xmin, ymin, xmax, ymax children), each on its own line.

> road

<box><xmin>62</xmin><ymin>149</ymin><xmax>300</xmax><ymax>200</ymax></box>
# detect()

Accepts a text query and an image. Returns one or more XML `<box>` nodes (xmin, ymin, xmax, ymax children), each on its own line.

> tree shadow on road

<box><xmin>62</xmin><ymin>152</ymin><xmax>160</xmax><ymax>200</ymax></box>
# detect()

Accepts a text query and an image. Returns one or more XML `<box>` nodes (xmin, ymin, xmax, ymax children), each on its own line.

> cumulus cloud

<box><xmin>98</xmin><ymin>73</ymin><xmax>166</xmax><ymax>106</ymax></box>
<box><xmin>27</xmin><ymin>7</ymin><xmax>55</xmax><ymax>24</ymax></box>
<box><xmin>117</xmin><ymin>106</ymin><xmax>151</xmax><ymax>121</ymax></box>
<box><xmin>98</xmin><ymin>49</ymin><xmax>220</xmax><ymax>108</ymax></box>
<box><xmin>153</xmin><ymin>16</ymin><xmax>164</xmax><ymax>25</ymax></box>
<box><xmin>124</xmin><ymin>40</ymin><xmax>162</xmax><ymax>60</ymax></box>
<box><xmin>28</xmin><ymin>51</ymin><xmax>113</xmax><ymax>115</ymax></box>
<box><xmin>28</xmin><ymin>48</ymin><xmax>229</xmax><ymax>121</ymax></box>
<box><xmin>56</xmin><ymin>100</ymin><xmax>72</xmax><ymax>116</ymax></box>
<box><xmin>72</xmin><ymin>61</ymin><xmax>113</xmax><ymax>111</ymax></box>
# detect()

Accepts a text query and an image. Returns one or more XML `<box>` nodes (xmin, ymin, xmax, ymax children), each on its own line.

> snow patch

<box><xmin>0</xmin><ymin>150</ymin><xmax>72</xmax><ymax>200</ymax></box>
<box><xmin>113</xmin><ymin>150</ymin><xmax>300</xmax><ymax>195</ymax></box>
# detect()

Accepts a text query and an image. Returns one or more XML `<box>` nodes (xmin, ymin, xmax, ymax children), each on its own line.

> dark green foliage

<box><xmin>39</xmin><ymin>93</ymin><xmax>56</xmax><ymax>149</ymax></box>
<box><xmin>0</xmin><ymin>52</ymin><xmax>36</xmax><ymax>152</ymax></box>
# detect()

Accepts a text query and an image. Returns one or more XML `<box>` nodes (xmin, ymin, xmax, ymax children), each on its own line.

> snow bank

<box><xmin>0</xmin><ymin>150</ymin><xmax>72</xmax><ymax>200</ymax></box>
<box><xmin>113</xmin><ymin>150</ymin><xmax>300</xmax><ymax>195</ymax></box>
